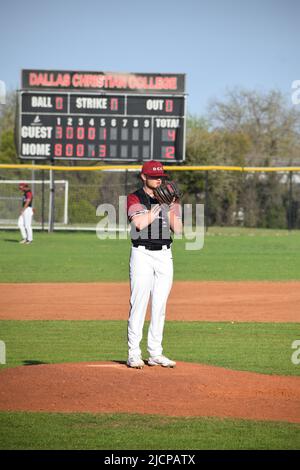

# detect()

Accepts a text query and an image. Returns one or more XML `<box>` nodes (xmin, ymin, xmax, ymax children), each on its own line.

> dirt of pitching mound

<box><xmin>1</xmin><ymin>281</ymin><xmax>300</xmax><ymax>322</ymax></box>
<box><xmin>0</xmin><ymin>361</ymin><xmax>299</xmax><ymax>423</ymax></box>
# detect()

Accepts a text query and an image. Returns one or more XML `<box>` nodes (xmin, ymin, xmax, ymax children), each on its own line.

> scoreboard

<box><xmin>17</xmin><ymin>70</ymin><xmax>186</xmax><ymax>162</ymax></box>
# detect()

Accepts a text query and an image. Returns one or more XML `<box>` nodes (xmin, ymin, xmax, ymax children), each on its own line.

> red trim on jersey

<box><xmin>127</xmin><ymin>193</ymin><xmax>147</xmax><ymax>221</ymax></box>
<box><xmin>25</xmin><ymin>190</ymin><xmax>33</xmax><ymax>202</ymax></box>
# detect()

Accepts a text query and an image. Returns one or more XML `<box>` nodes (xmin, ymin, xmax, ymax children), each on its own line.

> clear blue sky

<box><xmin>1</xmin><ymin>0</ymin><xmax>299</xmax><ymax>114</ymax></box>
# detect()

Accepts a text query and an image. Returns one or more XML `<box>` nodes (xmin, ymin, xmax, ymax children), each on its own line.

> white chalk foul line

<box><xmin>86</xmin><ymin>364</ymin><xmax>124</xmax><ymax>368</ymax></box>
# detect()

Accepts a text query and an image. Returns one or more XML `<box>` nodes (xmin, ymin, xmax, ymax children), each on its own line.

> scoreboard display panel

<box><xmin>17</xmin><ymin>70</ymin><xmax>186</xmax><ymax>162</ymax></box>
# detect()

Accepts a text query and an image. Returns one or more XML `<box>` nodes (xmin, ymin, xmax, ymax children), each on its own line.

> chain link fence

<box><xmin>0</xmin><ymin>165</ymin><xmax>299</xmax><ymax>231</ymax></box>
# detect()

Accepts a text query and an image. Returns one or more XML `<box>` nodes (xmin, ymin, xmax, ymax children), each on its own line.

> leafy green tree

<box><xmin>179</xmin><ymin>115</ymin><xmax>251</xmax><ymax>226</ymax></box>
<box><xmin>0</xmin><ymin>91</ymin><xmax>18</xmax><ymax>164</ymax></box>
<box><xmin>0</xmin><ymin>129</ymin><xmax>18</xmax><ymax>163</ymax></box>
<box><xmin>209</xmin><ymin>88</ymin><xmax>300</xmax><ymax>164</ymax></box>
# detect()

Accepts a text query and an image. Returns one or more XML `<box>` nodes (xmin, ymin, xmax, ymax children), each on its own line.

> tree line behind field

<box><xmin>1</xmin><ymin>88</ymin><xmax>300</xmax><ymax>228</ymax></box>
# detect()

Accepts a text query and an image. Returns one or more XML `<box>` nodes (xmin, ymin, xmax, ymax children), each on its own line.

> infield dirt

<box><xmin>1</xmin><ymin>280</ymin><xmax>300</xmax><ymax>321</ymax></box>
<box><xmin>0</xmin><ymin>361</ymin><xmax>300</xmax><ymax>423</ymax></box>
<box><xmin>1</xmin><ymin>280</ymin><xmax>300</xmax><ymax>422</ymax></box>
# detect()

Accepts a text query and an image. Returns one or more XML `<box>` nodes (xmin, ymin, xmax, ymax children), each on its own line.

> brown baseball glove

<box><xmin>153</xmin><ymin>181</ymin><xmax>181</xmax><ymax>205</ymax></box>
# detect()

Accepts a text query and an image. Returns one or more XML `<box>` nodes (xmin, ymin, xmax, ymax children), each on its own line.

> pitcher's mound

<box><xmin>0</xmin><ymin>361</ymin><xmax>299</xmax><ymax>423</ymax></box>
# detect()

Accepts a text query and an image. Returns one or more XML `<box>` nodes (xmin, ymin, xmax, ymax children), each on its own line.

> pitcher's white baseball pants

<box><xmin>18</xmin><ymin>207</ymin><xmax>33</xmax><ymax>242</ymax></box>
<box><xmin>128</xmin><ymin>245</ymin><xmax>173</xmax><ymax>358</ymax></box>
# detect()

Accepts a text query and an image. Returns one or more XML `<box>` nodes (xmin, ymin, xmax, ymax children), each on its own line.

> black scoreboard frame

<box><xmin>16</xmin><ymin>70</ymin><xmax>187</xmax><ymax>163</ymax></box>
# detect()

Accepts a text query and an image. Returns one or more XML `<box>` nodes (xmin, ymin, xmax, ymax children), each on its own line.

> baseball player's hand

<box><xmin>131</xmin><ymin>204</ymin><xmax>161</xmax><ymax>231</ymax></box>
<box><xmin>169</xmin><ymin>200</ymin><xmax>177</xmax><ymax>210</ymax></box>
<box><xmin>150</xmin><ymin>204</ymin><xmax>161</xmax><ymax>218</ymax></box>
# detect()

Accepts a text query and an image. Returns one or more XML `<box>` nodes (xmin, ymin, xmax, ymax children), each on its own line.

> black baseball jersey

<box><xmin>127</xmin><ymin>188</ymin><xmax>172</xmax><ymax>247</ymax></box>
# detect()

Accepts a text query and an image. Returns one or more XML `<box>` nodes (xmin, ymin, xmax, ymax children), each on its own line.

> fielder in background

<box><xmin>18</xmin><ymin>183</ymin><xmax>34</xmax><ymax>245</ymax></box>
<box><xmin>126</xmin><ymin>160</ymin><xmax>182</xmax><ymax>369</ymax></box>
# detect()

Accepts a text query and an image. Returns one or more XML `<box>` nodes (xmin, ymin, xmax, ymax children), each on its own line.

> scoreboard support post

<box><xmin>48</xmin><ymin>159</ymin><xmax>55</xmax><ymax>232</ymax></box>
<box><xmin>41</xmin><ymin>169</ymin><xmax>45</xmax><ymax>231</ymax></box>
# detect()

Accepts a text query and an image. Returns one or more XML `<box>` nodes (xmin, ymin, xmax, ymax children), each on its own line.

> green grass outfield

<box><xmin>0</xmin><ymin>228</ymin><xmax>300</xmax><ymax>449</ymax></box>
<box><xmin>0</xmin><ymin>227</ymin><xmax>300</xmax><ymax>282</ymax></box>
<box><xmin>1</xmin><ymin>412</ymin><xmax>300</xmax><ymax>450</ymax></box>
<box><xmin>0</xmin><ymin>320</ymin><xmax>299</xmax><ymax>376</ymax></box>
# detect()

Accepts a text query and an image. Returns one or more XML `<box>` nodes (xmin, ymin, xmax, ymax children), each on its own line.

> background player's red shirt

<box><xmin>22</xmin><ymin>190</ymin><xmax>33</xmax><ymax>207</ymax></box>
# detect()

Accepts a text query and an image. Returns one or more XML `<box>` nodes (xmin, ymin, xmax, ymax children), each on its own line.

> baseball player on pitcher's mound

<box><xmin>126</xmin><ymin>160</ymin><xmax>182</xmax><ymax>369</ymax></box>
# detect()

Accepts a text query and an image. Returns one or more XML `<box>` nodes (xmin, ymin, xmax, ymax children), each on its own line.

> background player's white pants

<box><xmin>18</xmin><ymin>207</ymin><xmax>33</xmax><ymax>242</ymax></box>
<box><xmin>128</xmin><ymin>246</ymin><xmax>173</xmax><ymax>358</ymax></box>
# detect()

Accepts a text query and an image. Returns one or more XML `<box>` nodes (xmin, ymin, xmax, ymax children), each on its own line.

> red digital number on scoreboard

<box><xmin>55</xmin><ymin>126</ymin><xmax>63</xmax><ymax>139</ymax></box>
<box><xmin>99</xmin><ymin>144</ymin><xmax>106</xmax><ymax>157</ymax></box>
<box><xmin>55</xmin><ymin>97</ymin><xmax>64</xmax><ymax>110</ymax></box>
<box><xmin>77</xmin><ymin>127</ymin><xmax>85</xmax><ymax>140</ymax></box>
<box><xmin>165</xmin><ymin>100</ymin><xmax>173</xmax><ymax>112</ymax></box>
<box><xmin>66</xmin><ymin>144</ymin><xmax>73</xmax><ymax>157</ymax></box>
<box><xmin>66</xmin><ymin>127</ymin><xmax>74</xmax><ymax>139</ymax></box>
<box><xmin>88</xmin><ymin>128</ymin><xmax>96</xmax><ymax>140</ymax></box>
<box><xmin>76</xmin><ymin>144</ymin><xmax>84</xmax><ymax>157</ymax></box>
<box><xmin>54</xmin><ymin>143</ymin><xmax>62</xmax><ymax>157</ymax></box>
<box><xmin>167</xmin><ymin>130</ymin><xmax>176</xmax><ymax>141</ymax></box>
<box><xmin>110</xmin><ymin>98</ymin><xmax>118</xmax><ymax>111</ymax></box>
<box><xmin>162</xmin><ymin>146</ymin><xmax>175</xmax><ymax>159</ymax></box>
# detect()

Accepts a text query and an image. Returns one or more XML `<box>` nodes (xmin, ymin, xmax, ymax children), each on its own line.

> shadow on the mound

<box><xmin>112</xmin><ymin>360</ymin><xmax>127</xmax><ymax>366</ymax></box>
<box><xmin>23</xmin><ymin>360</ymin><xmax>49</xmax><ymax>366</ymax></box>
<box><xmin>3</xmin><ymin>239</ymin><xmax>19</xmax><ymax>243</ymax></box>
